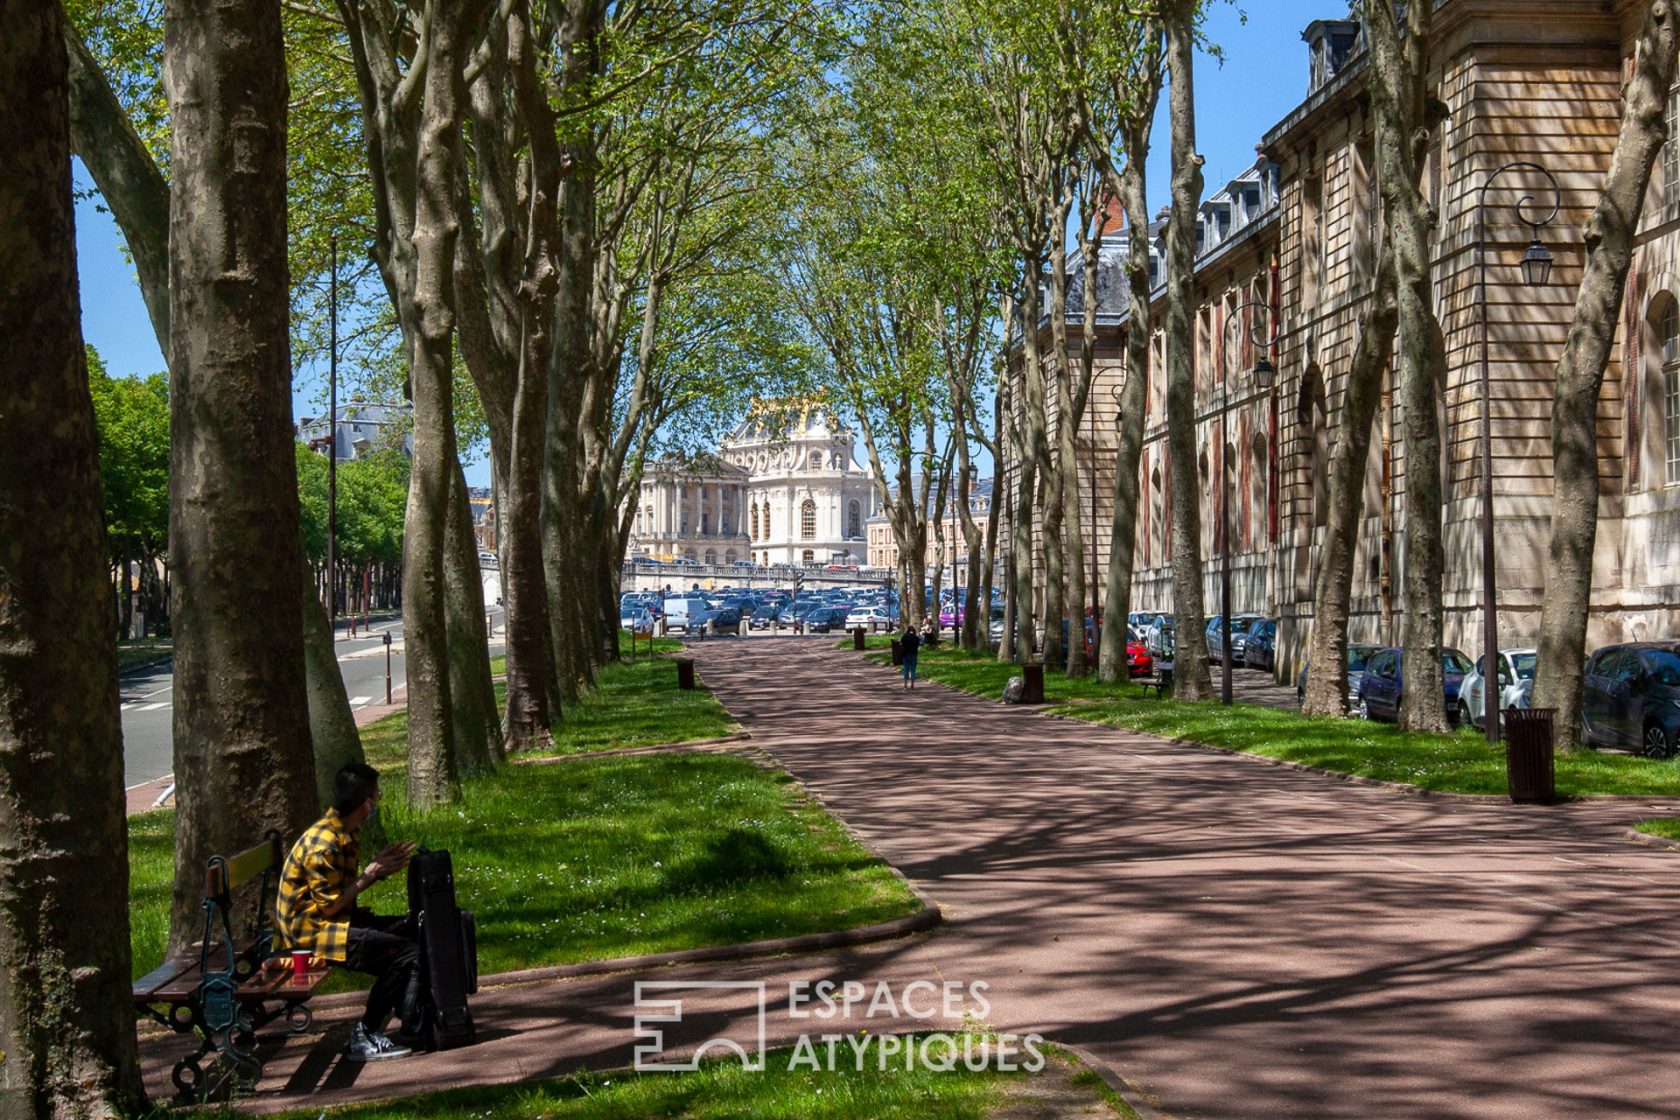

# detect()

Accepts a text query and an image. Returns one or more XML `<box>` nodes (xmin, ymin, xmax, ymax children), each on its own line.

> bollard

<box><xmin>1021</xmin><ymin>662</ymin><xmax>1045</xmax><ymax>704</ymax></box>
<box><xmin>853</xmin><ymin>627</ymin><xmax>866</xmax><ymax>651</ymax></box>
<box><xmin>676</xmin><ymin>658</ymin><xmax>696</xmax><ymax>691</ymax></box>
<box><xmin>1505</xmin><ymin>707</ymin><xmax>1556</xmax><ymax>803</ymax></box>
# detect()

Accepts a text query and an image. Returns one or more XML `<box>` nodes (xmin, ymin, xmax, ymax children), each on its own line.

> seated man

<box><xmin>277</xmin><ymin>762</ymin><xmax>419</xmax><ymax>1062</ymax></box>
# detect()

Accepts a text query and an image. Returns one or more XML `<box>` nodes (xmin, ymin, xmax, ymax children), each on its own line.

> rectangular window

<box><xmin>1667</xmin><ymin>85</ymin><xmax>1680</xmax><ymax>218</ymax></box>
<box><xmin>1667</xmin><ymin>363</ymin><xmax>1680</xmax><ymax>486</ymax></box>
<box><xmin>1301</xmin><ymin>172</ymin><xmax>1324</xmax><ymax>314</ymax></box>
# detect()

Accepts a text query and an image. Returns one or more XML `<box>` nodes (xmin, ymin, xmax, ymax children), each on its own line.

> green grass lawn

<box><xmin>128</xmin><ymin>675</ymin><xmax>913</xmax><ymax>983</ymax></box>
<box><xmin>244</xmin><ymin>1039</ymin><xmax>1126</xmax><ymax>1120</ymax></box>
<box><xmin>856</xmin><ymin>639</ymin><xmax>1680</xmax><ymax>797</ymax></box>
<box><xmin>117</xmin><ymin>637</ymin><xmax>172</xmax><ymax>673</ymax></box>
<box><xmin>1634</xmin><ymin>818</ymin><xmax>1680</xmax><ymax>841</ymax></box>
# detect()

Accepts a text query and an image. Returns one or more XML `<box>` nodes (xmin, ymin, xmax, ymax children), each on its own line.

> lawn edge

<box><xmin>851</xmin><ymin>647</ymin><xmax>1680</xmax><ymax>809</ymax></box>
<box><xmin>1625</xmin><ymin>825</ymin><xmax>1680</xmax><ymax>850</ymax></box>
<box><xmin>1051</xmin><ymin>1042</ymin><xmax>1174</xmax><ymax>1120</ymax></box>
<box><xmin>509</xmin><ymin>731</ymin><xmax>753</xmax><ymax>764</ymax></box>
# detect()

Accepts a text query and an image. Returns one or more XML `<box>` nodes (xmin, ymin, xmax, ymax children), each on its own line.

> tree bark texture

<box><xmin>1163</xmin><ymin>2</ymin><xmax>1212</xmax><ymax>696</ymax></box>
<box><xmin>301</xmin><ymin>562</ymin><xmax>364</xmax><ymax>808</ymax></box>
<box><xmin>0</xmin><ymin>6</ymin><xmax>146</xmax><ymax>1113</ymax></box>
<box><xmin>1537</xmin><ymin>0</ymin><xmax>1680</xmax><ymax>745</ymax></box>
<box><xmin>1099</xmin><ymin>160</ymin><xmax>1155</xmax><ymax>683</ymax></box>
<box><xmin>1300</xmin><ymin>239</ymin><xmax>1396</xmax><ymax>716</ymax></box>
<box><xmin>1364</xmin><ymin>0</ymin><xmax>1449</xmax><ymax>732</ymax></box>
<box><xmin>65</xmin><ymin>9</ymin><xmax>361</xmax><ymax>798</ymax></box>
<box><xmin>163</xmin><ymin>0</ymin><xmax>318</xmax><ymax>945</ymax></box>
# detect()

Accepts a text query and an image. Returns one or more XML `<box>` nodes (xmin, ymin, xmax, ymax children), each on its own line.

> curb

<box><xmin>303</xmin><ymin>902</ymin><xmax>943</xmax><ymax>1013</ymax></box>
<box><xmin>509</xmin><ymin>731</ymin><xmax>752</xmax><ymax>765</ymax></box>
<box><xmin>1052</xmin><ymin>1041</ymin><xmax>1176</xmax><ymax>1120</ymax></box>
<box><xmin>119</xmin><ymin>653</ymin><xmax>173</xmax><ymax>678</ymax></box>
<box><xmin>1624</xmin><ymin>826</ymin><xmax>1680</xmax><ymax>851</ymax></box>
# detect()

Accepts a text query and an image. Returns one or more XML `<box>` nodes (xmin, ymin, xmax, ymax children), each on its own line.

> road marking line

<box><xmin>137</xmin><ymin>702</ymin><xmax>167</xmax><ymax>711</ymax></box>
<box><xmin>348</xmin><ymin>695</ymin><xmax>372</xmax><ymax>706</ymax></box>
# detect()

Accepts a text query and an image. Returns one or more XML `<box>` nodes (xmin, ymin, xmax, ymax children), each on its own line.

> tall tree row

<box><xmin>0</xmin><ymin>4</ymin><xmax>145</xmax><ymax>1112</ymax></box>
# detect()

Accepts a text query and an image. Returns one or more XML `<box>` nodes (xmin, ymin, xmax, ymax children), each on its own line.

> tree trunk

<box><xmin>0</xmin><ymin>8</ymin><xmax>146</xmax><ymax>1113</ymax></box>
<box><xmin>446</xmin><ymin>461</ymin><xmax>502</xmax><ymax>774</ymax></box>
<box><xmin>1099</xmin><ymin>161</ymin><xmax>1154</xmax><ymax>683</ymax></box>
<box><xmin>1363</xmin><ymin>0</ymin><xmax>1449</xmax><ymax>732</ymax></box>
<box><xmin>1163</xmin><ymin>2</ymin><xmax>1212</xmax><ymax>697</ymax></box>
<box><xmin>163</xmin><ymin>0</ymin><xmax>318</xmax><ymax>948</ymax></box>
<box><xmin>1537</xmin><ymin>0</ymin><xmax>1680</xmax><ymax>745</ymax></box>
<box><xmin>300</xmin><ymin>559</ymin><xmax>364</xmax><ymax>807</ymax></box>
<box><xmin>1300</xmin><ymin>242</ymin><xmax>1397</xmax><ymax>715</ymax></box>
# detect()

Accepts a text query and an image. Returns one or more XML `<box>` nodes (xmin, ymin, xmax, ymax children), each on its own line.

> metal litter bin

<box><xmin>890</xmin><ymin>639</ymin><xmax>903</xmax><ymax>666</ymax></box>
<box><xmin>1505</xmin><ymin>707</ymin><xmax>1555</xmax><ymax>804</ymax></box>
<box><xmin>676</xmin><ymin>658</ymin><xmax>696</xmax><ymax>691</ymax></box>
<box><xmin>853</xmin><ymin>627</ymin><xmax>866</xmax><ymax>651</ymax></box>
<box><xmin>1021</xmin><ymin>663</ymin><xmax>1045</xmax><ymax>704</ymax></box>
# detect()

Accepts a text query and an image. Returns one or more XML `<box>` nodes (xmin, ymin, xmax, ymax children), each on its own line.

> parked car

<box><xmin>1295</xmin><ymin>643</ymin><xmax>1384</xmax><ymax>711</ymax></box>
<box><xmin>1244</xmin><ymin>618</ymin><xmax>1278</xmax><ymax>672</ymax></box>
<box><xmin>805</xmin><ymin>607</ymin><xmax>849</xmax><ymax>632</ymax></box>
<box><xmin>748</xmin><ymin>606</ymin><xmax>778</xmax><ymax>630</ymax></box>
<box><xmin>1580</xmin><ymin>642</ymin><xmax>1680</xmax><ymax>757</ymax></box>
<box><xmin>1457</xmin><ymin>648</ymin><xmax>1537</xmax><ymax>731</ymax></box>
<box><xmin>1146</xmin><ymin>617</ymin><xmax>1176</xmax><ymax>663</ymax></box>
<box><xmin>1205</xmin><ymin>613</ymin><xmax>1264</xmax><ymax>664</ymax></box>
<box><xmin>661</xmin><ymin>597</ymin><xmax>711</xmax><ymax>633</ymax></box>
<box><xmin>1126</xmin><ymin>628</ymin><xmax>1154</xmax><ymax>678</ymax></box>
<box><xmin>847</xmin><ymin>606</ymin><xmax>895</xmax><ymax>631</ymax></box>
<box><xmin>619</xmin><ymin>607</ymin><xmax>654</xmax><ymax>632</ymax></box>
<box><xmin>1353</xmin><ymin>647</ymin><xmax>1474</xmax><ymax>723</ymax></box>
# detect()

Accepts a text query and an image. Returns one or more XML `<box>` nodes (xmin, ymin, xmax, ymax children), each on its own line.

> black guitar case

<box><xmin>404</xmin><ymin>847</ymin><xmax>477</xmax><ymax>1050</ymax></box>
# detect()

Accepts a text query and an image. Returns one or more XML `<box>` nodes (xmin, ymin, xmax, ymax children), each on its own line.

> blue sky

<box><xmin>72</xmin><ymin>0</ymin><xmax>1336</xmax><ymax>485</ymax></box>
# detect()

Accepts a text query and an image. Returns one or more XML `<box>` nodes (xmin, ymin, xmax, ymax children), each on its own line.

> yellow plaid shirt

<box><xmin>275</xmin><ymin>809</ymin><xmax>361</xmax><ymax>964</ymax></box>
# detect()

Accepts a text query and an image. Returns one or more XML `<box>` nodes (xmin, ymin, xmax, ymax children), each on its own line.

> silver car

<box><xmin>1457</xmin><ymin>648</ymin><xmax>1536</xmax><ymax>731</ymax></box>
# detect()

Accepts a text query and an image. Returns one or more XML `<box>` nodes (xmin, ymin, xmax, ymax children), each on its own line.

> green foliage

<box><xmin>295</xmin><ymin>442</ymin><xmax>409</xmax><ymax>566</ymax></box>
<box><xmin>86</xmin><ymin>345</ymin><xmax>168</xmax><ymax>564</ymax></box>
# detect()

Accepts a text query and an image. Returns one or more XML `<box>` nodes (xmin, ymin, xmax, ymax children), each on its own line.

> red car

<box><xmin>1126</xmin><ymin>634</ymin><xmax>1153</xmax><ymax>677</ymax></box>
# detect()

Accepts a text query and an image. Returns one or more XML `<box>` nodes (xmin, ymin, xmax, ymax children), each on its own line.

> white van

<box><xmin>662</xmin><ymin>597</ymin><xmax>713</xmax><ymax>633</ymax></box>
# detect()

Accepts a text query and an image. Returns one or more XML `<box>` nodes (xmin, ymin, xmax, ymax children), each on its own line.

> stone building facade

<box><xmin>624</xmin><ymin>402</ymin><xmax>877</xmax><ymax>567</ymax></box>
<box><xmin>1014</xmin><ymin>0</ymin><xmax>1666</xmax><ymax>680</ymax></box>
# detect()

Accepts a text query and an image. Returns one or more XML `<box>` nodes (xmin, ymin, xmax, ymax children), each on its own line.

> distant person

<box><xmin>276</xmin><ymin>763</ymin><xmax>418</xmax><ymax>1062</ymax></box>
<box><xmin>919</xmin><ymin>615</ymin><xmax>939</xmax><ymax>648</ymax></box>
<box><xmin>900</xmin><ymin>623</ymin><xmax>921</xmax><ymax>690</ymax></box>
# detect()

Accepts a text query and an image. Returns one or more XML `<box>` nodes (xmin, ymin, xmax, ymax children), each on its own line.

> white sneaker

<box><xmin>345</xmin><ymin>1023</ymin><xmax>412</xmax><ymax>1062</ymax></box>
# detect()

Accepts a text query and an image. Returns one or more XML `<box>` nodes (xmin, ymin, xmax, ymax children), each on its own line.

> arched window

<box><xmin>704</xmin><ymin>549</ymin><xmax>717</xmax><ymax>566</ymax></box>
<box><xmin>1664</xmin><ymin>300</ymin><xmax>1680</xmax><ymax>485</ymax></box>
<box><xmin>801</xmin><ymin>498</ymin><xmax>817</xmax><ymax>540</ymax></box>
<box><xmin>1250</xmin><ymin>432</ymin><xmax>1268</xmax><ymax>548</ymax></box>
<box><xmin>750</xmin><ymin>504</ymin><xmax>759</xmax><ymax>540</ymax></box>
<box><xmin>802</xmin><ymin>549</ymin><xmax>815</xmax><ymax>564</ymax></box>
<box><xmin>761</xmin><ymin>502</ymin><xmax>771</xmax><ymax>540</ymax></box>
<box><xmin>1150</xmin><ymin>467</ymin><xmax>1165</xmax><ymax>567</ymax></box>
<box><xmin>847</xmin><ymin>500</ymin><xmax>861</xmax><ymax>538</ymax></box>
<box><xmin>809</xmin><ymin>450</ymin><xmax>823</xmax><ymax>471</ymax></box>
<box><xmin>684</xmin><ymin>547</ymin><xmax>697</xmax><ymax>561</ymax></box>
<box><xmin>1298</xmin><ymin>365</ymin><xmax>1329</xmax><ymax>528</ymax></box>
<box><xmin>725</xmin><ymin>550</ymin><xmax>736</xmax><ymax>564</ymax></box>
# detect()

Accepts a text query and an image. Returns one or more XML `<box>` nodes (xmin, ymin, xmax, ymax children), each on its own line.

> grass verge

<box><xmin>1634</xmin><ymin>819</ymin><xmax>1680</xmax><ymax>842</ymax></box>
<box><xmin>130</xmin><ymin>689</ymin><xmax>913</xmax><ymax>983</ymax></box>
<box><xmin>856</xmin><ymin>639</ymin><xmax>1680</xmax><ymax>798</ymax></box>
<box><xmin>249</xmin><ymin>1037</ymin><xmax>1127</xmax><ymax>1120</ymax></box>
<box><xmin>118</xmin><ymin>638</ymin><xmax>171</xmax><ymax>673</ymax></box>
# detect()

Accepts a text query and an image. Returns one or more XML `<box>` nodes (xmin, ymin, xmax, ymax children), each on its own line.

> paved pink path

<box><xmin>142</xmin><ymin>640</ymin><xmax>1680</xmax><ymax>1118</ymax></box>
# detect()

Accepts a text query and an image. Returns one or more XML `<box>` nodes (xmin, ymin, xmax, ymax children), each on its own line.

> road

<box><xmin>121</xmin><ymin>610</ymin><xmax>503</xmax><ymax>789</ymax></box>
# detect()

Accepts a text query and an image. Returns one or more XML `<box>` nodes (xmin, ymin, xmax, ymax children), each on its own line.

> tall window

<box><xmin>1301</xmin><ymin>170</ymin><xmax>1324</xmax><ymax>313</ymax></box>
<box><xmin>1667</xmin><ymin>84</ymin><xmax>1680</xmax><ymax>217</ymax></box>
<box><xmin>704</xmin><ymin>549</ymin><xmax>717</xmax><ymax>565</ymax></box>
<box><xmin>801</xmin><ymin>498</ymin><xmax>817</xmax><ymax>540</ymax></box>
<box><xmin>847</xmin><ymin>500</ymin><xmax>861</xmax><ymax>538</ymax></box>
<box><xmin>802</xmin><ymin>549</ymin><xmax>815</xmax><ymax>564</ymax></box>
<box><xmin>1664</xmin><ymin>301</ymin><xmax>1680</xmax><ymax>485</ymax></box>
<box><xmin>750</xmin><ymin>504</ymin><xmax>759</xmax><ymax>540</ymax></box>
<box><xmin>762</xmin><ymin>502</ymin><xmax>771</xmax><ymax>539</ymax></box>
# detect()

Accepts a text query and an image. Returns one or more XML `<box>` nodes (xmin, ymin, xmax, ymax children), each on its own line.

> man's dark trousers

<box><xmin>340</xmin><ymin>909</ymin><xmax>419</xmax><ymax>1030</ymax></box>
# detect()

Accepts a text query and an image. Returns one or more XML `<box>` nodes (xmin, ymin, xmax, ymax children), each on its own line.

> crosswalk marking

<box><xmin>348</xmin><ymin>695</ymin><xmax>372</xmax><ymax>706</ymax></box>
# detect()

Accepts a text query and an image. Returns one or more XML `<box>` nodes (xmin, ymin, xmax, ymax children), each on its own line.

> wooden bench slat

<box><xmin>238</xmin><ymin>966</ymin><xmax>329</xmax><ymax>1001</ymax></box>
<box><xmin>133</xmin><ymin>956</ymin><xmax>200</xmax><ymax>1001</ymax></box>
<box><xmin>223</xmin><ymin>838</ymin><xmax>278</xmax><ymax>892</ymax></box>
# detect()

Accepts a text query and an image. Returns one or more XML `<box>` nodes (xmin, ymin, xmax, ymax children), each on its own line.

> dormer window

<box><xmin>1304</xmin><ymin>19</ymin><xmax>1362</xmax><ymax>94</ymax></box>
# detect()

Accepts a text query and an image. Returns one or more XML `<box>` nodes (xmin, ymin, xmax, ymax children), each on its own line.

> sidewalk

<box><xmin>139</xmin><ymin>639</ymin><xmax>1680</xmax><ymax>1118</ymax></box>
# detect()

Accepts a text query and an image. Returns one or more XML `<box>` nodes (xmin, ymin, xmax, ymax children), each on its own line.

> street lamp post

<box><xmin>327</xmin><ymin>235</ymin><xmax>339</xmax><ymax>639</ymax></box>
<box><xmin>1221</xmin><ymin>299</ymin><xmax>1278</xmax><ymax>705</ymax></box>
<box><xmin>1476</xmin><ymin>162</ymin><xmax>1558</xmax><ymax>743</ymax></box>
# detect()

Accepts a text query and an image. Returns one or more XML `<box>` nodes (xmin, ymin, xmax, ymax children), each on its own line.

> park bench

<box><xmin>133</xmin><ymin>830</ymin><xmax>327</xmax><ymax>1099</ymax></box>
<box><xmin>1137</xmin><ymin>662</ymin><xmax>1174</xmax><ymax>699</ymax></box>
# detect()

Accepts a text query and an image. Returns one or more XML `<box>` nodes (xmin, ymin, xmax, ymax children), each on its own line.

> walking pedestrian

<box><xmin>900</xmin><ymin>622</ymin><xmax>921</xmax><ymax>691</ymax></box>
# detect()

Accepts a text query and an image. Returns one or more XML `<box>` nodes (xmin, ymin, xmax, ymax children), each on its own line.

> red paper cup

<box><xmin>291</xmin><ymin>950</ymin><xmax>311</xmax><ymax>978</ymax></box>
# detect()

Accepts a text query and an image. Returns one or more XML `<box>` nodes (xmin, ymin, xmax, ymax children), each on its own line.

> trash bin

<box><xmin>1505</xmin><ymin>707</ymin><xmax>1556</xmax><ymax>804</ymax></box>
<box><xmin>853</xmin><ymin>627</ymin><xmax>866</xmax><ymax>651</ymax></box>
<box><xmin>1021</xmin><ymin>662</ymin><xmax>1045</xmax><ymax>704</ymax></box>
<box><xmin>890</xmin><ymin>638</ymin><xmax>903</xmax><ymax>666</ymax></box>
<box><xmin>676</xmin><ymin>658</ymin><xmax>696</xmax><ymax>691</ymax></box>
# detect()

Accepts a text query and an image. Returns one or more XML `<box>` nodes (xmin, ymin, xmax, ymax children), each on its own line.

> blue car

<box><xmin>1581</xmin><ymin>642</ymin><xmax>1680</xmax><ymax>758</ymax></box>
<box><xmin>1354</xmin><ymin>647</ymin><xmax>1474</xmax><ymax>723</ymax></box>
